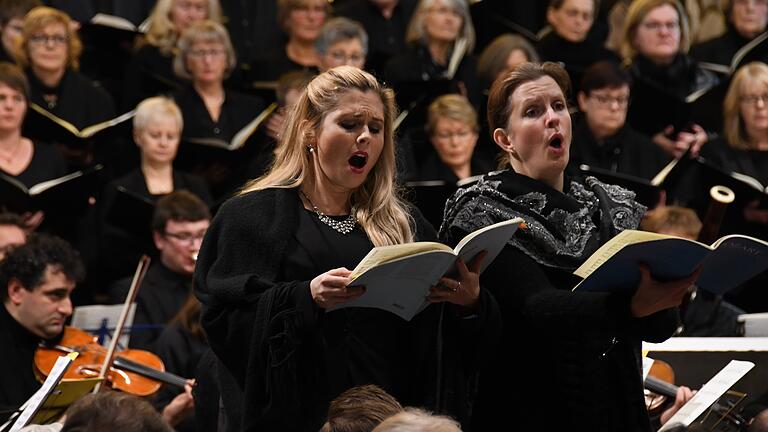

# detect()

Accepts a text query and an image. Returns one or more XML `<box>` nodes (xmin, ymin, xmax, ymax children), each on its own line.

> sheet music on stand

<box><xmin>70</xmin><ymin>304</ymin><xmax>137</xmax><ymax>348</ymax></box>
<box><xmin>2</xmin><ymin>353</ymin><xmax>100</xmax><ymax>432</ymax></box>
<box><xmin>659</xmin><ymin>360</ymin><xmax>754</xmax><ymax>431</ymax></box>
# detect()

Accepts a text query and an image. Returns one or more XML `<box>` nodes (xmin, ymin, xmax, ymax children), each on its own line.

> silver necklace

<box><xmin>300</xmin><ymin>190</ymin><xmax>357</xmax><ymax>235</ymax></box>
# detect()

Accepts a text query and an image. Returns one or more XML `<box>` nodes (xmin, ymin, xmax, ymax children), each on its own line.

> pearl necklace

<box><xmin>300</xmin><ymin>190</ymin><xmax>357</xmax><ymax>235</ymax></box>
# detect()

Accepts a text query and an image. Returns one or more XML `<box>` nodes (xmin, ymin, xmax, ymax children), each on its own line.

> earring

<box><xmin>307</xmin><ymin>145</ymin><xmax>314</xmax><ymax>154</ymax></box>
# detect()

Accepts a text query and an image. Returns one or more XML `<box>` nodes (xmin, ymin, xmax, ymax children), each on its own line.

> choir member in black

<box><xmin>570</xmin><ymin>60</ymin><xmax>670</xmax><ymax>180</ymax></box>
<box><xmin>109</xmin><ymin>191</ymin><xmax>210</xmax><ymax>352</ymax></box>
<box><xmin>620</xmin><ymin>0</ymin><xmax>716</xmax><ymax>159</ymax></box>
<box><xmin>537</xmin><ymin>0</ymin><xmax>619</xmax><ymax>94</ymax></box>
<box><xmin>384</xmin><ymin>0</ymin><xmax>480</xmax><ymax>107</ymax></box>
<box><xmin>99</xmin><ymin>97</ymin><xmax>210</xmax><ymax>285</ymax></box>
<box><xmin>0</xmin><ymin>213</ymin><xmax>26</xmax><ymax>260</ymax></box>
<box><xmin>0</xmin><ymin>62</ymin><xmax>66</xmax><ymax>231</ymax></box>
<box><xmin>407</xmin><ymin>93</ymin><xmax>491</xmax><ymax>182</ymax></box>
<box><xmin>154</xmin><ymin>293</ymin><xmax>208</xmax><ymax>431</ymax></box>
<box><xmin>15</xmin><ymin>6</ymin><xmax>115</xmax><ymax>168</ymax></box>
<box><xmin>218</xmin><ymin>0</ymin><xmax>281</xmax><ymax>79</ymax></box>
<box><xmin>440</xmin><ymin>62</ymin><xmax>696</xmax><ymax>431</ymax></box>
<box><xmin>123</xmin><ymin>0</ymin><xmax>222</xmax><ymax>111</ymax></box>
<box><xmin>476</xmin><ymin>33</ymin><xmax>540</xmax><ymax>91</ymax></box>
<box><xmin>0</xmin><ymin>234</ymin><xmax>84</xmax><ymax>423</ymax></box>
<box><xmin>334</xmin><ymin>0</ymin><xmax>418</xmax><ymax>77</ymax></box>
<box><xmin>316</xmin><ymin>17</ymin><xmax>368</xmax><ymax>72</ymax></box>
<box><xmin>691</xmin><ymin>0</ymin><xmax>768</xmax><ymax>68</ymax></box>
<box><xmin>172</xmin><ymin>20</ymin><xmax>263</xmax><ymax>199</ymax></box>
<box><xmin>251</xmin><ymin>0</ymin><xmax>328</xmax><ymax>82</ymax></box>
<box><xmin>194</xmin><ymin>66</ymin><xmax>500</xmax><ymax>431</ymax></box>
<box><xmin>0</xmin><ymin>0</ymin><xmax>40</xmax><ymax>63</ymax></box>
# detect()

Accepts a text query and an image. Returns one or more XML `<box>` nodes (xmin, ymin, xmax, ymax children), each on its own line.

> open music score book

<box><xmin>658</xmin><ymin>360</ymin><xmax>754</xmax><ymax>432</ymax></box>
<box><xmin>27</xmin><ymin>103</ymin><xmax>135</xmax><ymax>141</ymax></box>
<box><xmin>0</xmin><ymin>164</ymin><xmax>103</xmax><ymax>213</ymax></box>
<box><xmin>331</xmin><ymin>218</ymin><xmax>524</xmax><ymax>321</ymax></box>
<box><xmin>4</xmin><ymin>354</ymin><xmax>100</xmax><ymax>431</ymax></box>
<box><xmin>573</xmin><ymin>229</ymin><xmax>768</xmax><ymax>295</ymax></box>
<box><xmin>185</xmin><ymin>102</ymin><xmax>277</xmax><ymax>150</ymax></box>
<box><xmin>89</xmin><ymin>13</ymin><xmax>144</xmax><ymax>33</ymax></box>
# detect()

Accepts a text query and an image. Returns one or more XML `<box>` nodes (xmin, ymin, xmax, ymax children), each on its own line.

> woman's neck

<box><xmin>427</xmin><ymin>40</ymin><xmax>453</xmax><ymax>66</ymax></box>
<box><xmin>141</xmin><ymin>159</ymin><xmax>173</xmax><ymax>178</ymax></box>
<box><xmin>747</xmin><ymin>129</ymin><xmax>768</xmax><ymax>151</ymax></box>
<box><xmin>301</xmin><ymin>179</ymin><xmax>352</xmax><ymax>215</ymax></box>
<box><xmin>194</xmin><ymin>80</ymin><xmax>224</xmax><ymax>99</ymax></box>
<box><xmin>0</xmin><ymin>129</ymin><xmax>22</xmax><ymax>151</ymax></box>
<box><xmin>286</xmin><ymin>39</ymin><xmax>319</xmax><ymax>67</ymax></box>
<box><xmin>451</xmin><ymin>163</ymin><xmax>472</xmax><ymax>181</ymax></box>
<box><xmin>31</xmin><ymin>65</ymin><xmax>65</xmax><ymax>88</ymax></box>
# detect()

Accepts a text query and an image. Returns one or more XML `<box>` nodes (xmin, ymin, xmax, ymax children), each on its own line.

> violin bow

<box><xmin>93</xmin><ymin>255</ymin><xmax>151</xmax><ymax>393</ymax></box>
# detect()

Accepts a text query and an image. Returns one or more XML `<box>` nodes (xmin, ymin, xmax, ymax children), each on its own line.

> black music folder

<box><xmin>0</xmin><ymin>164</ymin><xmax>103</xmax><ymax>214</ymax></box>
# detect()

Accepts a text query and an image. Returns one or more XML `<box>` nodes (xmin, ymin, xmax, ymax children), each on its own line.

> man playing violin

<box><xmin>0</xmin><ymin>234</ymin><xmax>84</xmax><ymax>423</ymax></box>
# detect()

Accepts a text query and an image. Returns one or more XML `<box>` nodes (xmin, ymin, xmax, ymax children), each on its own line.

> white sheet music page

<box><xmin>658</xmin><ymin>360</ymin><xmax>755</xmax><ymax>431</ymax></box>
<box><xmin>9</xmin><ymin>354</ymin><xmax>74</xmax><ymax>431</ymax></box>
<box><xmin>642</xmin><ymin>357</ymin><xmax>654</xmax><ymax>381</ymax></box>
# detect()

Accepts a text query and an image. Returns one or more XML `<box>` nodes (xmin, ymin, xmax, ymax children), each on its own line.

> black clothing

<box><xmin>690</xmin><ymin>26</ymin><xmax>768</xmax><ymax>68</ymax></box>
<box><xmin>537</xmin><ymin>31</ymin><xmax>619</xmax><ymax>93</ymax></box>
<box><xmin>0</xmin><ymin>305</ymin><xmax>42</xmax><ymax>424</ymax></box>
<box><xmin>569</xmin><ymin>116</ymin><xmax>670</xmax><ymax>180</ymax></box>
<box><xmin>408</xmin><ymin>151</ymin><xmax>493</xmax><ymax>184</ymax></box>
<box><xmin>109</xmin><ymin>262</ymin><xmax>192</xmax><ymax>351</ymax></box>
<box><xmin>173</xmin><ymin>85</ymin><xmax>266</xmax><ymax>199</ymax></box>
<box><xmin>250</xmin><ymin>48</ymin><xmax>320</xmax><ymax>82</ymax></box>
<box><xmin>220</xmin><ymin>0</ymin><xmax>281</xmax><ymax>68</ymax></box>
<box><xmin>440</xmin><ymin>170</ymin><xmax>677</xmax><ymax>431</ymax></box>
<box><xmin>123</xmin><ymin>43</ymin><xmax>185</xmax><ymax>111</ymax></box>
<box><xmin>385</xmin><ymin>44</ymin><xmax>480</xmax><ymax>109</ymax></box>
<box><xmin>194</xmin><ymin>187</ymin><xmax>500</xmax><ymax>431</ymax></box>
<box><xmin>626</xmin><ymin>54</ymin><xmax>720</xmax><ymax>138</ymax></box>
<box><xmin>334</xmin><ymin>0</ymin><xmax>418</xmax><ymax>77</ymax></box>
<box><xmin>96</xmin><ymin>168</ymin><xmax>211</xmax><ymax>286</ymax></box>
<box><xmin>702</xmin><ymin>138</ymin><xmax>768</xmax><ymax>187</ymax></box>
<box><xmin>1</xmin><ymin>142</ymin><xmax>68</xmax><ymax>188</ymax></box>
<box><xmin>679</xmin><ymin>290</ymin><xmax>745</xmax><ymax>337</ymax></box>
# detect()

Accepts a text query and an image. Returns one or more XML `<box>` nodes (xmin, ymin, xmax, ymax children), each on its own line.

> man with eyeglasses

<box><xmin>109</xmin><ymin>190</ymin><xmax>210</xmax><ymax>352</ymax></box>
<box><xmin>569</xmin><ymin>61</ymin><xmax>670</xmax><ymax>183</ymax></box>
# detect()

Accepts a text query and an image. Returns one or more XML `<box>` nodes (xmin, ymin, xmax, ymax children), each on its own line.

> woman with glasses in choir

<box><xmin>15</xmin><ymin>6</ymin><xmax>115</xmax><ymax>168</ymax></box>
<box><xmin>172</xmin><ymin>20</ymin><xmax>264</xmax><ymax>199</ymax></box>
<box><xmin>620</xmin><ymin>0</ymin><xmax>717</xmax><ymax>159</ymax></box>
<box><xmin>316</xmin><ymin>17</ymin><xmax>369</xmax><ymax>72</ymax></box>
<box><xmin>123</xmin><ymin>0</ymin><xmax>222</xmax><ymax>111</ymax></box>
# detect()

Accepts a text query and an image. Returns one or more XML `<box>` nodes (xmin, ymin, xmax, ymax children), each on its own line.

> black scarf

<box><xmin>439</xmin><ymin>169</ymin><xmax>646</xmax><ymax>271</ymax></box>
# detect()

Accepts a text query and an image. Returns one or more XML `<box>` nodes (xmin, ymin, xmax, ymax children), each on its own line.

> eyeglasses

<box><xmin>640</xmin><ymin>20</ymin><xmax>680</xmax><ymax>32</ymax></box>
<box><xmin>28</xmin><ymin>34</ymin><xmax>68</xmax><ymax>47</ymax></box>
<box><xmin>434</xmin><ymin>129</ymin><xmax>474</xmax><ymax>141</ymax></box>
<box><xmin>175</xmin><ymin>1</ymin><xmax>207</xmax><ymax>13</ymax></box>
<box><xmin>426</xmin><ymin>6</ymin><xmax>462</xmax><ymax>18</ymax></box>
<box><xmin>562</xmin><ymin>8</ymin><xmax>593</xmax><ymax>21</ymax></box>
<box><xmin>734</xmin><ymin>0</ymin><xmax>768</xmax><ymax>7</ymax></box>
<box><xmin>189</xmin><ymin>48</ymin><xmax>226</xmax><ymax>59</ymax></box>
<box><xmin>164</xmin><ymin>230</ymin><xmax>206</xmax><ymax>245</ymax></box>
<box><xmin>589</xmin><ymin>94</ymin><xmax>630</xmax><ymax>108</ymax></box>
<box><xmin>327</xmin><ymin>51</ymin><xmax>365</xmax><ymax>64</ymax></box>
<box><xmin>293</xmin><ymin>5</ymin><xmax>327</xmax><ymax>15</ymax></box>
<box><xmin>740</xmin><ymin>93</ymin><xmax>768</xmax><ymax>105</ymax></box>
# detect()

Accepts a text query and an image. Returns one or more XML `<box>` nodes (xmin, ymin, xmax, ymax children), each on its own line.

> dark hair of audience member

<box><xmin>60</xmin><ymin>389</ymin><xmax>173</xmax><ymax>432</ymax></box>
<box><xmin>320</xmin><ymin>384</ymin><xmax>404</xmax><ymax>432</ymax></box>
<box><xmin>0</xmin><ymin>0</ymin><xmax>41</xmax><ymax>26</ymax></box>
<box><xmin>0</xmin><ymin>61</ymin><xmax>30</xmax><ymax>102</ymax></box>
<box><xmin>151</xmin><ymin>190</ymin><xmax>211</xmax><ymax>233</ymax></box>
<box><xmin>0</xmin><ymin>212</ymin><xmax>26</xmax><ymax>230</ymax></box>
<box><xmin>0</xmin><ymin>234</ymin><xmax>85</xmax><ymax>301</ymax></box>
<box><xmin>579</xmin><ymin>60</ymin><xmax>633</xmax><ymax>96</ymax></box>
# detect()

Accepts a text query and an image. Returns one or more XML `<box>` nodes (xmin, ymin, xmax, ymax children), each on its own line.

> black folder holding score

<box><xmin>105</xmin><ymin>186</ymin><xmax>156</xmax><ymax>240</ymax></box>
<box><xmin>23</xmin><ymin>103</ymin><xmax>135</xmax><ymax>149</ymax></box>
<box><xmin>0</xmin><ymin>164</ymin><xmax>103</xmax><ymax>214</ymax></box>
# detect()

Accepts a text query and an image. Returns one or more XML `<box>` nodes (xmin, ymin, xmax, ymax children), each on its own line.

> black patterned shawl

<box><xmin>439</xmin><ymin>169</ymin><xmax>647</xmax><ymax>271</ymax></box>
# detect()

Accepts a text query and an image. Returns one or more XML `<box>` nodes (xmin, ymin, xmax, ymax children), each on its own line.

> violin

<box><xmin>644</xmin><ymin>359</ymin><xmax>749</xmax><ymax>431</ymax></box>
<box><xmin>34</xmin><ymin>326</ymin><xmax>188</xmax><ymax>397</ymax></box>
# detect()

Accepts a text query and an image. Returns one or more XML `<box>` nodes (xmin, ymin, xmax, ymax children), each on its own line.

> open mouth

<box><xmin>548</xmin><ymin>135</ymin><xmax>563</xmax><ymax>149</ymax></box>
<box><xmin>349</xmin><ymin>152</ymin><xmax>368</xmax><ymax>169</ymax></box>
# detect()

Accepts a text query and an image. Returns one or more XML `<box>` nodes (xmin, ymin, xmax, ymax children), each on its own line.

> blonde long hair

<box><xmin>240</xmin><ymin>66</ymin><xmax>414</xmax><ymax>247</ymax></box>
<box><xmin>619</xmin><ymin>0</ymin><xmax>691</xmax><ymax>65</ymax></box>
<box><xmin>143</xmin><ymin>0</ymin><xmax>223</xmax><ymax>55</ymax></box>
<box><xmin>723</xmin><ymin>62</ymin><xmax>768</xmax><ymax>150</ymax></box>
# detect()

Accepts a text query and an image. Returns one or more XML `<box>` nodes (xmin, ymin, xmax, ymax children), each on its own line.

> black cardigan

<box><xmin>194</xmin><ymin>187</ymin><xmax>501</xmax><ymax>431</ymax></box>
